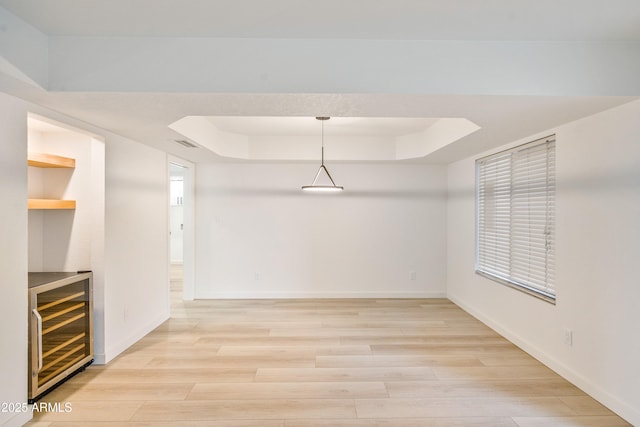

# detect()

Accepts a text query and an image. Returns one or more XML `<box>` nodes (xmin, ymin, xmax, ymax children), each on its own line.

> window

<box><xmin>476</xmin><ymin>136</ymin><xmax>556</xmax><ymax>303</ymax></box>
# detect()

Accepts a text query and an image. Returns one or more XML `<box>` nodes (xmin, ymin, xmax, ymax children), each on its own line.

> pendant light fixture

<box><xmin>302</xmin><ymin>117</ymin><xmax>344</xmax><ymax>192</ymax></box>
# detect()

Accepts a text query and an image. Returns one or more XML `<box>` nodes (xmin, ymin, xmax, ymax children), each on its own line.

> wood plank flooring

<box><xmin>26</xmin><ymin>267</ymin><xmax>630</xmax><ymax>426</ymax></box>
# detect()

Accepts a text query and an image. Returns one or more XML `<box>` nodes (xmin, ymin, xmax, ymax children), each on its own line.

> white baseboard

<box><xmin>2</xmin><ymin>411</ymin><xmax>32</xmax><ymax>427</ymax></box>
<box><xmin>448</xmin><ymin>293</ymin><xmax>640</xmax><ymax>427</ymax></box>
<box><xmin>194</xmin><ymin>291</ymin><xmax>447</xmax><ymax>299</ymax></box>
<box><xmin>93</xmin><ymin>352</ymin><xmax>106</xmax><ymax>365</ymax></box>
<box><xmin>100</xmin><ymin>311</ymin><xmax>169</xmax><ymax>364</ymax></box>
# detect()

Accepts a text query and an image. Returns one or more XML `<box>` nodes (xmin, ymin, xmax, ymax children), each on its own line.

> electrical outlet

<box><xmin>123</xmin><ymin>308</ymin><xmax>128</xmax><ymax>323</ymax></box>
<box><xmin>410</xmin><ymin>271</ymin><xmax>416</xmax><ymax>280</ymax></box>
<box><xmin>564</xmin><ymin>328</ymin><xmax>573</xmax><ymax>346</ymax></box>
<box><xmin>254</xmin><ymin>272</ymin><xmax>260</xmax><ymax>281</ymax></box>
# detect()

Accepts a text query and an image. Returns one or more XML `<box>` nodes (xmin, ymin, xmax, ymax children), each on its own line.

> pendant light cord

<box><xmin>320</xmin><ymin>119</ymin><xmax>325</xmax><ymax>166</ymax></box>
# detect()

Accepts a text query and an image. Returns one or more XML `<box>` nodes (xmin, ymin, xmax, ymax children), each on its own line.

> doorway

<box><xmin>168</xmin><ymin>157</ymin><xmax>195</xmax><ymax>306</ymax></box>
<box><xmin>169</xmin><ymin>163</ymin><xmax>185</xmax><ymax>302</ymax></box>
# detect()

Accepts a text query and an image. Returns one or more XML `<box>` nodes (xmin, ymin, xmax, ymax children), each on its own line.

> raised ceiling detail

<box><xmin>168</xmin><ymin>116</ymin><xmax>480</xmax><ymax>161</ymax></box>
<box><xmin>2</xmin><ymin>2</ymin><xmax>638</xmax><ymax>165</ymax></box>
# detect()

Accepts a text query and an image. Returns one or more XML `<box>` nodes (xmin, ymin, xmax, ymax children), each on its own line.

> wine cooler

<box><xmin>28</xmin><ymin>271</ymin><xmax>94</xmax><ymax>402</ymax></box>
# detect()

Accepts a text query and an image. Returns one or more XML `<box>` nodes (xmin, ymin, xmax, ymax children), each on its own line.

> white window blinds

<box><xmin>476</xmin><ymin>136</ymin><xmax>556</xmax><ymax>302</ymax></box>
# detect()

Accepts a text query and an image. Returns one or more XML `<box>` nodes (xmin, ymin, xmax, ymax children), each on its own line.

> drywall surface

<box><xmin>103</xmin><ymin>139</ymin><xmax>169</xmax><ymax>362</ymax></box>
<box><xmin>447</xmin><ymin>99</ymin><xmax>640</xmax><ymax>425</ymax></box>
<box><xmin>0</xmin><ymin>93</ymin><xmax>31</xmax><ymax>426</ymax></box>
<box><xmin>195</xmin><ymin>163</ymin><xmax>447</xmax><ymax>298</ymax></box>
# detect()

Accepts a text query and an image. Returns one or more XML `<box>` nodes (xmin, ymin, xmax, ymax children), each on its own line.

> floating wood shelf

<box><xmin>27</xmin><ymin>153</ymin><xmax>76</xmax><ymax>210</ymax></box>
<box><xmin>28</xmin><ymin>152</ymin><xmax>76</xmax><ymax>169</ymax></box>
<box><xmin>28</xmin><ymin>199</ymin><xmax>76</xmax><ymax>210</ymax></box>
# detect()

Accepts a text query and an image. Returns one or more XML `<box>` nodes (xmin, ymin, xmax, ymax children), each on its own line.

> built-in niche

<box><xmin>27</xmin><ymin>114</ymin><xmax>105</xmax><ymax>273</ymax></box>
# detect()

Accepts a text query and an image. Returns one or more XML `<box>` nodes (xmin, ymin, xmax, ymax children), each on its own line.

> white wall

<box><xmin>196</xmin><ymin>163</ymin><xmax>447</xmax><ymax>298</ymax></box>
<box><xmin>447</xmin><ymin>99</ymin><xmax>640</xmax><ymax>426</ymax></box>
<box><xmin>0</xmin><ymin>93</ymin><xmax>31</xmax><ymax>427</ymax></box>
<box><xmin>104</xmin><ymin>139</ymin><xmax>169</xmax><ymax>362</ymax></box>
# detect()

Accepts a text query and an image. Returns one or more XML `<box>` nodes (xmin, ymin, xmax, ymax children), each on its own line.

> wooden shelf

<box><xmin>27</xmin><ymin>152</ymin><xmax>76</xmax><ymax>210</ymax></box>
<box><xmin>28</xmin><ymin>199</ymin><xmax>76</xmax><ymax>210</ymax></box>
<box><xmin>28</xmin><ymin>152</ymin><xmax>75</xmax><ymax>168</ymax></box>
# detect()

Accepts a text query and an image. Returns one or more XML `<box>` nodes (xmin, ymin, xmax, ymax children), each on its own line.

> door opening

<box><xmin>169</xmin><ymin>163</ymin><xmax>185</xmax><ymax>302</ymax></box>
<box><xmin>168</xmin><ymin>157</ymin><xmax>195</xmax><ymax>307</ymax></box>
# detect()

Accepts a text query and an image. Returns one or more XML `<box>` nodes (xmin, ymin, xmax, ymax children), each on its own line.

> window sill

<box><xmin>475</xmin><ymin>270</ymin><xmax>556</xmax><ymax>305</ymax></box>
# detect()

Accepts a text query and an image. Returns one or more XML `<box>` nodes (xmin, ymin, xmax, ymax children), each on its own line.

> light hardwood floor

<box><xmin>26</xmin><ymin>267</ymin><xmax>630</xmax><ymax>427</ymax></box>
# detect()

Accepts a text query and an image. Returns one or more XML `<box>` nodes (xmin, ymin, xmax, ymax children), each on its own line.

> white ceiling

<box><xmin>3</xmin><ymin>0</ymin><xmax>640</xmax><ymax>40</ymax></box>
<box><xmin>1</xmin><ymin>1</ymin><xmax>639</xmax><ymax>164</ymax></box>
